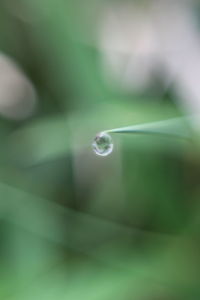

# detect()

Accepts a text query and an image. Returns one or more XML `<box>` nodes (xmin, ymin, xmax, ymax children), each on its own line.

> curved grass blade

<box><xmin>106</xmin><ymin>117</ymin><xmax>193</xmax><ymax>140</ymax></box>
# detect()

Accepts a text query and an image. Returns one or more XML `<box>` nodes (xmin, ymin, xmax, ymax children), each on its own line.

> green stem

<box><xmin>105</xmin><ymin>117</ymin><xmax>192</xmax><ymax>140</ymax></box>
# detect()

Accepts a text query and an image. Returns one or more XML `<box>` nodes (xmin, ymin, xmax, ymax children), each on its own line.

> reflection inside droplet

<box><xmin>92</xmin><ymin>132</ymin><xmax>113</xmax><ymax>156</ymax></box>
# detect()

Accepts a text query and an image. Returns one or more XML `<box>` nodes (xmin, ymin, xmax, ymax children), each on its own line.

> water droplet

<box><xmin>92</xmin><ymin>132</ymin><xmax>113</xmax><ymax>157</ymax></box>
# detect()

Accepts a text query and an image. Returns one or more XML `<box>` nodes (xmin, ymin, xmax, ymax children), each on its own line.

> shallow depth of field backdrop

<box><xmin>0</xmin><ymin>0</ymin><xmax>200</xmax><ymax>299</ymax></box>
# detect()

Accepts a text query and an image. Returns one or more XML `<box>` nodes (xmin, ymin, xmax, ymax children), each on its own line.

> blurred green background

<box><xmin>0</xmin><ymin>0</ymin><xmax>200</xmax><ymax>299</ymax></box>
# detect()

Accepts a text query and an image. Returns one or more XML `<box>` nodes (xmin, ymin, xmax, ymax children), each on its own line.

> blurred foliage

<box><xmin>0</xmin><ymin>0</ymin><xmax>199</xmax><ymax>299</ymax></box>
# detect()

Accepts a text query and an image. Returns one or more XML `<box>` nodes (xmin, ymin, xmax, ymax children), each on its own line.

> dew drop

<box><xmin>92</xmin><ymin>132</ymin><xmax>113</xmax><ymax>157</ymax></box>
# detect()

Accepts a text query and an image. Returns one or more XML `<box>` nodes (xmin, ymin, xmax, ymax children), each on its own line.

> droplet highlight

<box><xmin>92</xmin><ymin>132</ymin><xmax>113</xmax><ymax>156</ymax></box>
